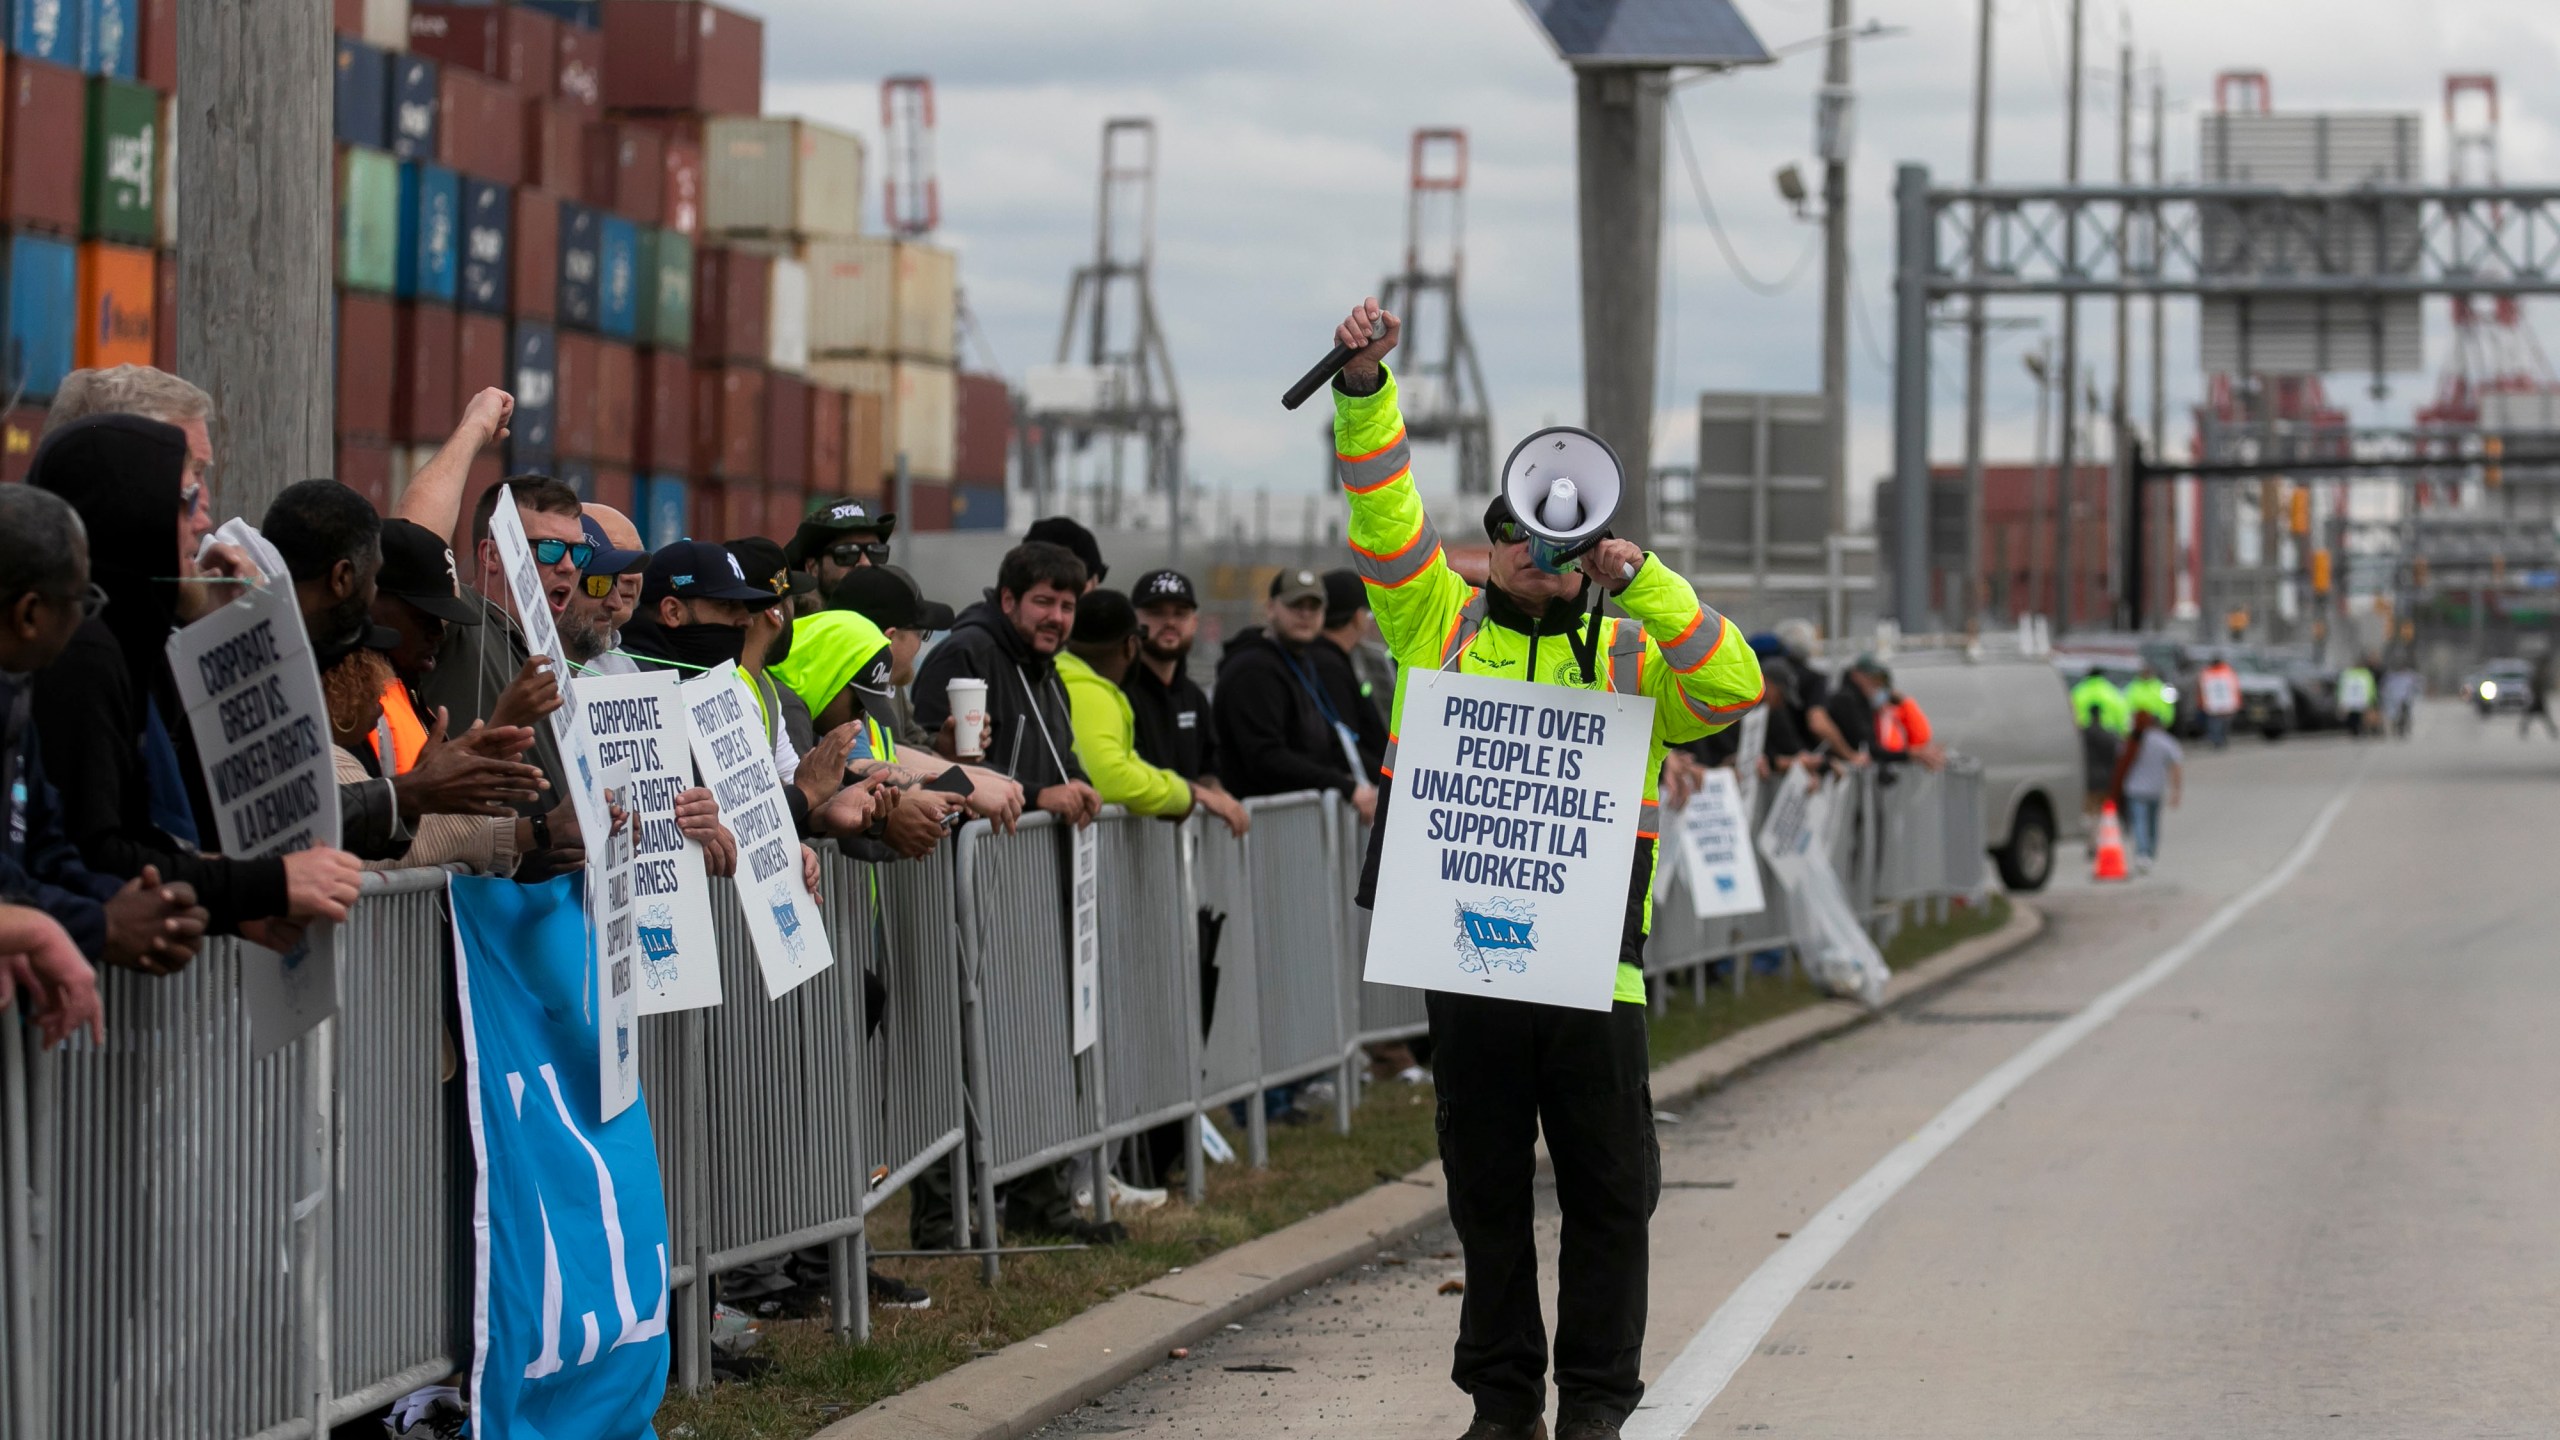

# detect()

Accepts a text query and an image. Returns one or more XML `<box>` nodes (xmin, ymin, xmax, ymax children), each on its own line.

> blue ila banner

<box><xmin>451</xmin><ymin>873</ymin><xmax>671</xmax><ymax>1438</ymax></box>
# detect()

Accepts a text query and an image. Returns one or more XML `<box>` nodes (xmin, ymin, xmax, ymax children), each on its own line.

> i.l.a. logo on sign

<box><xmin>1454</xmin><ymin>897</ymin><xmax>1539</xmax><ymax>979</ymax></box>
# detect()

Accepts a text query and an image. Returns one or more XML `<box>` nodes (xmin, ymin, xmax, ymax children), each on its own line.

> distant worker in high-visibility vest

<box><xmin>1871</xmin><ymin>670</ymin><xmax>1946</xmax><ymax>770</ymax></box>
<box><xmin>1326</xmin><ymin>296</ymin><xmax>1763</xmax><ymax>1440</ymax></box>
<box><xmin>2337</xmin><ymin>658</ymin><xmax>2378</xmax><ymax>740</ymax></box>
<box><xmin>2071</xmin><ymin>668</ymin><xmax>2130</xmax><ymax>847</ymax></box>
<box><xmin>2125</xmin><ymin>661</ymin><xmax>2176</xmax><ymax>728</ymax></box>
<box><xmin>2197</xmin><ymin>653</ymin><xmax>2243</xmax><ymax>749</ymax></box>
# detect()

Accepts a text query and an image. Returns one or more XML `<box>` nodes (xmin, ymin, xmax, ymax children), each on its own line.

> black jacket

<box><xmin>29</xmin><ymin>415</ymin><xmax>290</xmax><ymax>931</ymax></box>
<box><xmin>1211</xmin><ymin>627</ymin><xmax>1359</xmax><ymax>801</ymax></box>
<box><xmin>912</xmin><ymin>596</ymin><xmax>1087</xmax><ymax>792</ymax></box>
<box><xmin>1308</xmin><ymin>636</ymin><xmax>1389</xmax><ymax>777</ymax></box>
<box><xmin>1122</xmin><ymin>656</ymin><xmax>1218</xmax><ymax>783</ymax></box>
<box><xmin>0</xmin><ymin>677</ymin><xmax>123</xmax><ymax>958</ymax></box>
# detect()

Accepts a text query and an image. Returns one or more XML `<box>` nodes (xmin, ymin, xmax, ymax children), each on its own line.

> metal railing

<box><xmin>0</xmin><ymin>759</ymin><xmax>1994</xmax><ymax>1434</ymax></box>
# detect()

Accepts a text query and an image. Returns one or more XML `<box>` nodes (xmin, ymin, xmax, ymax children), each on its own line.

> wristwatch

<box><xmin>530</xmin><ymin>812</ymin><xmax>554</xmax><ymax>852</ymax></box>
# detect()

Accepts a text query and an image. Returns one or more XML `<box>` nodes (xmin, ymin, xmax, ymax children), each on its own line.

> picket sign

<box><xmin>1675</xmin><ymin>767</ymin><xmax>1767</xmax><ymax>920</ymax></box>
<box><xmin>575</xmin><ymin>670</ymin><xmax>722</xmax><ymax>1015</ymax></box>
<box><xmin>678</xmin><ymin>662</ymin><xmax>829</xmax><ymax>998</ymax></box>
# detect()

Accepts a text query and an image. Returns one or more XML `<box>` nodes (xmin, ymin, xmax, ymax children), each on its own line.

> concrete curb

<box><xmin>813</xmin><ymin>901</ymin><xmax>2047</xmax><ymax>1440</ymax></box>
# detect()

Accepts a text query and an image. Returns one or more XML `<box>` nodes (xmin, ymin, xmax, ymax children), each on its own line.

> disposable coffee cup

<box><xmin>947</xmin><ymin>678</ymin><xmax>990</xmax><ymax>760</ymax></box>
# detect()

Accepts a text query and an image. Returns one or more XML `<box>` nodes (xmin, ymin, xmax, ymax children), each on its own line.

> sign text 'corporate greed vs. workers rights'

<box><xmin>680</xmin><ymin>662</ymin><xmax>830</xmax><ymax>999</ymax></box>
<box><xmin>1364</xmin><ymin>667</ymin><xmax>1654</xmax><ymax>1012</ymax></box>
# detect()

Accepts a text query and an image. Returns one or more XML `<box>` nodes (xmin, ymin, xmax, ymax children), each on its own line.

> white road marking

<box><xmin>1628</xmin><ymin>770</ymin><xmax>2366</xmax><ymax>1439</ymax></box>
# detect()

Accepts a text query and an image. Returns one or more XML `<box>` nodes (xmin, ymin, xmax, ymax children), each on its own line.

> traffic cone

<box><xmin>2092</xmin><ymin>803</ymin><xmax>2130</xmax><ymax>882</ymax></box>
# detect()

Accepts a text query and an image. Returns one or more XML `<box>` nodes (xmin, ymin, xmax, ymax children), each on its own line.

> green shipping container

<box><xmin>637</xmin><ymin>227</ymin><xmax>693</xmax><ymax>351</ymax></box>
<box><xmin>340</xmin><ymin>147</ymin><xmax>401</xmax><ymax>294</ymax></box>
<box><xmin>84</xmin><ymin>78</ymin><xmax>159</xmax><ymax>244</ymax></box>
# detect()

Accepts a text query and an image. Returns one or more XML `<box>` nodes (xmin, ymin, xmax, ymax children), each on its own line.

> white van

<box><xmin>1876</xmin><ymin>651</ymin><xmax>2088</xmax><ymax>892</ymax></box>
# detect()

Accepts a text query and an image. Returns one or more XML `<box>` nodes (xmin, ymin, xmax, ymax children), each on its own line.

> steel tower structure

<box><xmin>880</xmin><ymin>75</ymin><xmax>939</xmax><ymax>237</ymax></box>
<box><xmin>1375</xmin><ymin>129</ymin><xmax>1495</xmax><ymax>494</ymax></box>
<box><xmin>2419</xmin><ymin>74</ymin><xmax>2559</xmax><ymax>436</ymax></box>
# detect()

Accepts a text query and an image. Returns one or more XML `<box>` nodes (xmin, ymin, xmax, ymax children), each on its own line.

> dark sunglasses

<box><xmin>1487</xmin><ymin>519</ymin><xmax>1527</xmax><ymax>545</ymax></box>
<box><xmin>579</xmin><ymin>573</ymin><xmax>618</xmax><ymax>599</ymax></box>
<box><xmin>532</xmin><ymin>539</ymin><xmax>596</xmax><ymax>569</ymax></box>
<box><xmin>38</xmin><ymin>584</ymin><xmax>109</xmax><ymax>620</ymax></box>
<box><xmin>826</xmin><ymin>540</ymin><xmax>892</xmax><ymax>565</ymax></box>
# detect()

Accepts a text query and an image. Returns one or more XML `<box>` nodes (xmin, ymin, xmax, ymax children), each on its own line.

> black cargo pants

<box><xmin>1427</xmin><ymin>988</ymin><xmax>1661</xmax><ymax>1431</ymax></box>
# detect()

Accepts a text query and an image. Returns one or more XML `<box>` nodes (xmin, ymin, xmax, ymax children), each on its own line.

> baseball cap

<box><xmin>1024</xmin><ymin>515</ymin><xmax>1107</xmax><ymax>584</ymax></box>
<box><xmin>785</xmin><ymin>496</ymin><xmax>897</xmax><ymax>567</ymax></box>
<box><xmin>579</xmin><ymin>513</ymin><xmax>647</xmax><ymax>577</ymax></box>
<box><xmin>882</xmin><ymin>565</ymin><xmax>957</xmax><ymax>630</ymax></box>
<box><xmin>1322</xmin><ymin>568</ymin><xmax>1367</xmax><ymax>625</ymax></box>
<box><xmin>828</xmin><ymin>565</ymin><xmax>924</xmax><ymax>631</ymax></box>
<box><xmin>1269</xmin><ymin>568</ymin><xmax>1325</xmax><ymax>605</ymax></box>
<box><xmin>726</xmin><ymin>537</ymin><xmax>811</xmax><ymax>600</ymax></box>
<box><xmin>376</xmin><ymin>518</ymin><xmax>481</xmax><ymax>625</ymax></box>
<box><xmin>1131</xmin><ymin>568</ymin><xmax>1198</xmax><ymax>609</ymax></box>
<box><xmin>640</xmin><ymin>539</ymin><xmax>780</xmax><ymax>606</ymax></box>
<box><xmin>1072</xmin><ymin>589</ymin><xmax>1137</xmax><ymax>645</ymax></box>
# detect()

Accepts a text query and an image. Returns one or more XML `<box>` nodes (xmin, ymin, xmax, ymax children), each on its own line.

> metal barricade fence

<box><xmin>864</xmin><ymin>852</ymin><xmax>968</xmax><ymax>1205</ymax></box>
<box><xmin>1240</xmin><ymin>795</ymin><xmax>1352</xmax><ymax>1097</ymax></box>
<box><xmin>1093</xmin><ymin>814</ymin><xmax>1199</xmax><ymax>1142</ymax></box>
<box><xmin>1191</xmin><ymin>820</ymin><xmax>1265</xmax><ymax>1119</ymax></box>
<box><xmin>1343</xmin><ymin>816</ymin><xmax>1428</xmax><ymax>1048</ymax></box>
<box><xmin>954</xmin><ymin>815</ymin><xmax>1092</xmax><ymax>1187</ymax></box>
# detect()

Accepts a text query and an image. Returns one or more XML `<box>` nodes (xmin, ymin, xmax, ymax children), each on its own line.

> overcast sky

<box><xmin>758</xmin><ymin>0</ymin><xmax>2560</xmax><ymax>525</ymax></box>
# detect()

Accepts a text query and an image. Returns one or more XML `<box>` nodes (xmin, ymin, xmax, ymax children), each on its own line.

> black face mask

<box><xmin>762</xmin><ymin>609</ymin><xmax>793</xmax><ymax>668</ymax></box>
<box><xmin>655</xmin><ymin>621</ymin><xmax>749</xmax><ymax>672</ymax></box>
<box><xmin>310</xmin><ymin>588</ymin><xmax>376</xmax><ymax>672</ymax></box>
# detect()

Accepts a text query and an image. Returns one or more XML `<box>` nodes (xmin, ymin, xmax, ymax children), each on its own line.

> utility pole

<box><xmin>1820</xmin><ymin>0</ymin><xmax>1854</xmax><ymax>538</ymax></box>
<box><xmin>2111</xmin><ymin>33</ymin><xmax>2133</xmax><ymax>628</ymax></box>
<box><xmin>1959</xmin><ymin>0</ymin><xmax>1995</xmax><ymax>632</ymax></box>
<box><xmin>2052</xmin><ymin>0</ymin><xmax>2085</xmax><ymax>635</ymax></box>
<box><xmin>2148</xmin><ymin>64</ymin><xmax>2168</xmax><ymax>621</ymax></box>
<box><xmin>1577</xmin><ymin>69</ymin><xmax>1667</xmax><ymax>548</ymax></box>
<box><xmin>177</xmin><ymin>6</ymin><xmax>332</xmax><ymax>526</ymax></box>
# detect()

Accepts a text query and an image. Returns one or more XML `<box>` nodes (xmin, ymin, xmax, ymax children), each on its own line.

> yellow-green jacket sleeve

<box><xmin>1060</xmin><ymin>656</ymin><xmax>1193</xmax><ymax>818</ymax></box>
<box><xmin>1617</xmin><ymin>555</ymin><xmax>1764</xmax><ymax>741</ymax></box>
<box><xmin>1334</xmin><ymin>368</ymin><xmax>1471</xmax><ymax>670</ymax></box>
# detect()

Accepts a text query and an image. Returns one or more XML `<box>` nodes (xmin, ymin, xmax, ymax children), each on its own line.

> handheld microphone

<box><xmin>1281</xmin><ymin>315</ymin><xmax>1385</xmax><ymax>410</ymax></box>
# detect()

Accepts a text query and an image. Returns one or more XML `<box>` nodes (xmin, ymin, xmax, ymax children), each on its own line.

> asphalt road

<box><xmin>1035</xmin><ymin>703</ymin><xmax>2559</xmax><ymax>1438</ymax></box>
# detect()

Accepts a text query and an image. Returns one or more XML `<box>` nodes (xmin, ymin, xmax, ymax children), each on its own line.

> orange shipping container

<box><xmin>76</xmin><ymin>242</ymin><xmax>156</xmax><ymax>370</ymax></box>
<box><xmin>846</xmin><ymin>389</ymin><xmax>884</xmax><ymax>502</ymax></box>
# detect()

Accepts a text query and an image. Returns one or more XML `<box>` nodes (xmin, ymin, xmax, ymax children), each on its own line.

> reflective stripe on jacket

<box><xmin>1336</xmin><ymin>368</ymin><xmax>1765</xmax><ymax>1005</ymax></box>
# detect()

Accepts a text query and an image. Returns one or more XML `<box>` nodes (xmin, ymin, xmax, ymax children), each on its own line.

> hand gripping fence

<box><xmin>0</xmin><ymin>761</ymin><xmax>1993</xmax><ymax>1431</ymax></box>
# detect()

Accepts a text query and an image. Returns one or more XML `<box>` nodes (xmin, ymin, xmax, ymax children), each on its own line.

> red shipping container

<box><xmin>808</xmin><ymin>387</ymin><xmax>846</xmax><ymax>494</ymax></box>
<box><xmin>599</xmin><ymin>2</ymin><xmax>762</xmax><ymax>116</ymax></box>
<box><xmin>662</xmin><ymin>134</ymin><xmax>702</xmax><ymax>238</ymax></box>
<box><xmin>334</xmin><ymin>0</ymin><xmax>363</xmax><ymax>36</ymax></box>
<box><xmin>554</xmin><ymin>330</ymin><xmax>598</xmax><ymax>458</ymax></box>
<box><xmin>0</xmin><ymin>405</ymin><xmax>43</xmax><ymax>485</ymax></box>
<box><xmin>590</xmin><ymin>466</ymin><xmax>634</xmax><ymax>517</ymax></box>
<box><xmin>954</xmin><ymin>372</ymin><xmax>1012</xmax><ymax>486</ymax></box>
<box><xmin>523</xmin><ymin>100</ymin><xmax>587</xmax><ymax>192</ymax></box>
<box><xmin>456</xmin><ymin>311</ymin><xmax>509</xmax><ymax>416</ymax></box>
<box><xmin>395</xmin><ymin>302</ymin><xmax>460</xmax><ymax>443</ymax></box>
<box><xmin>634</xmin><ymin>347</ymin><xmax>690</xmax><ymax>472</ymax></box>
<box><xmin>451</xmin><ymin>453</ymin><xmax>505</xmax><ymax>558</ymax></box>
<box><xmin>763</xmin><ymin>373</ymin><xmax>810</xmax><ymax>490</ymax></box>
<box><xmin>583</xmin><ymin>122</ymin><xmax>664</xmax><ymax>227</ymax></box>
<box><xmin>6</xmin><ymin>58</ymin><xmax>86</xmax><ymax>235</ymax></box>
<box><xmin>437</xmin><ymin>65</ymin><xmax>524</xmax><ymax>186</ymax></box>
<box><xmin>847</xmin><ymin>390</ymin><xmax>885</xmax><ymax>502</ymax></box>
<box><xmin>338</xmin><ymin>437</ymin><xmax>395</xmax><ymax>513</ymax></box>
<box><xmin>153</xmin><ymin>250</ymin><xmax>177</xmax><ymax>373</ymax></box>
<box><xmin>554</xmin><ymin>24</ymin><xmax>602</xmax><ymax>118</ymax></box>
<box><xmin>690</xmin><ymin>364</ymin><xmax>764</xmax><ymax>481</ymax></box>
<box><xmin>593</xmin><ymin>340</ymin><xmax>636</xmax><ymax>465</ymax></box>
<box><xmin>511</xmin><ymin>187</ymin><xmax>559</xmax><ymax>319</ymax></box>
<box><xmin>140</xmin><ymin>0</ymin><xmax>178</xmax><ymax>92</ymax></box>
<box><xmin>687</xmin><ymin>478</ymin><xmax>729</xmax><ymax>543</ymax></box>
<box><xmin>691</xmin><ymin>247</ymin><xmax>768</xmax><ymax>365</ymax></box>
<box><xmin>410</xmin><ymin>3</ymin><xmax>560</xmax><ymax>99</ymax></box>
<box><xmin>338</xmin><ymin>292</ymin><xmax>399</xmax><ymax>439</ymax></box>
<box><xmin>902</xmin><ymin>479</ymin><xmax>953</xmax><ymax>532</ymax></box>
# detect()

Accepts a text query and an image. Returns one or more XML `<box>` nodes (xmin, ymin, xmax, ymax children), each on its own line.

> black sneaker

<box><xmin>1058</xmin><ymin>1216</ymin><xmax>1129</xmax><ymax>1245</ymax></box>
<box><xmin>1457</xmin><ymin>1419</ymin><xmax>1548</xmax><ymax>1440</ymax></box>
<box><xmin>1556</xmin><ymin>1421</ymin><xmax>1620</xmax><ymax>1440</ymax></box>
<box><xmin>868</xmin><ymin>1268</ymin><xmax>932</xmax><ymax>1310</ymax></box>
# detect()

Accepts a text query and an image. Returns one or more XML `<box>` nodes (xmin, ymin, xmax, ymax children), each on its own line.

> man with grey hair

<box><xmin>0</xmin><ymin>485</ymin><xmax>210</xmax><ymax>974</ymax></box>
<box><xmin>44</xmin><ymin>365</ymin><xmax>248</xmax><ymax>626</ymax></box>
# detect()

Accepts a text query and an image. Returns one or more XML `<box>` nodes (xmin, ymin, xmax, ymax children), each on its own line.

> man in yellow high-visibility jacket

<box><xmin>1327</xmin><ymin>298</ymin><xmax>1763</xmax><ymax>1440</ymax></box>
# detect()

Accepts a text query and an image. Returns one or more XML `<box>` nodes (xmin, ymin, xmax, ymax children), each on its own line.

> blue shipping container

<box><xmin>390</xmin><ymin>53</ymin><xmax>440</xmax><ymax>163</ymax></box>
<box><xmin>9</xmin><ymin>0</ymin><xmax>84</xmax><ymax>67</ymax></box>
<box><xmin>639</xmin><ymin>475</ymin><xmax>689</xmax><ymax>550</ymax></box>
<box><xmin>397</xmin><ymin>163</ymin><xmax>460</xmax><ymax>303</ymax></box>
<box><xmin>508</xmin><ymin>320</ymin><xmax>558</xmax><ymax>469</ymax></box>
<box><xmin>82</xmin><ymin>0</ymin><xmax>134</xmax><ymax>77</ymax></box>
<box><xmin>951</xmin><ymin>484</ymin><xmax>1008</xmax><ymax>532</ymax></box>
<box><xmin>555</xmin><ymin>200</ymin><xmax>599</xmax><ymax>333</ymax></box>
<box><xmin>596</xmin><ymin>214</ymin><xmax>637</xmax><ymax>340</ymax></box>
<box><xmin>4</xmin><ymin>233</ymin><xmax>78</xmax><ymax>401</ymax></box>
<box><xmin>458</xmin><ymin>178</ymin><xmax>510</xmax><ymax>314</ymax></box>
<box><xmin>335</xmin><ymin>37</ymin><xmax>391</xmax><ymax>152</ymax></box>
<box><xmin>516</xmin><ymin>0</ymin><xmax>600</xmax><ymax>29</ymax></box>
<box><xmin>555</xmin><ymin>456</ymin><xmax>597</xmax><ymax>501</ymax></box>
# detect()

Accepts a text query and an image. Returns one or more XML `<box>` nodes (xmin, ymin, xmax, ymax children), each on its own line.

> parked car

<box><xmin>2469</xmin><ymin>657</ymin><xmax>2533</xmax><ymax>715</ymax></box>
<box><xmin>1887</xmin><ymin>652</ymin><xmax>2087</xmax><ymax>893</ymax></box>
<box><xmin>2261</xmin><ymin>649</ymin><xmax>2340</xmax><ymax>732</ymax></box>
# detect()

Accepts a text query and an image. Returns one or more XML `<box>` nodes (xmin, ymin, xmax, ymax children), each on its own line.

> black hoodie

<box><xmin>911</xmin><ymin>593</ymin><xmax>1087</xmax><ymax>792</ymax></box>
<box><xmin>1211</xmin><ymin>626</ymin><xmax>1360</xmax><ymax>802</ymax></box>
<box><xmin>28</xmin><ymin>414</ymin><xmax>290</xmax><ymax>930</ymax></box>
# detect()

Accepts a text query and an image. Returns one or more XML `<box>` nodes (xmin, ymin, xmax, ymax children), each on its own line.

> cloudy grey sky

<box><xmin>758</xmin><ymin>0</ymin><xmax>2560</xmax><ymax>523</ymax></box>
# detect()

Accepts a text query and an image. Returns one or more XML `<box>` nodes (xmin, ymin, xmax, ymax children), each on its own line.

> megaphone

<box><xmin>1501</xmin><ymin>426</ymin><xmax>1624</xmax><ymax>574</ymax></box>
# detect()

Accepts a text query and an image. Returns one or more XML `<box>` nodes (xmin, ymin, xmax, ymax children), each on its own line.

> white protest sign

<box><xmin>1755</xmin><ymin>767</ymin><xmax>1887</xmax><ymax>1007</ymax></box>
<box><xmin>1362</xmin><ymin>667</ymin><xmax>1654</xmax><ymax>1013</ymax></box>
<box><xmin>1676</xmin><ymin>767</ymin><xmax>1766</xmax><ymax>919</ymax></box>
<box><xmin>1733</xmin><ymin>705</ymin><xmax>1768</xmax><ymax>816</ymax></box>
<box><xmin>1071</xmin><ymin>822</ymin><xmax>1099</xmax><ymax>1055</ymax></box>
<box><xmin>590</xmin><ymin>757</ymin><xmax>641</xmax><ymax>1120</ymax></box>
<box><xmin>488</xmin><ymin>487</ymin><xmax>608</xmax><ymax>844</ymax></box>
<box><xmin>577</xmin><ymin>670</ymin><xmax>722</xmax><ymax>1014</ymax></box>
<box><xmin>166</xmin><ymin>582</ymin><xmax>340</xmax><ymax>1056</ymax></box>
<box><xmin>679</xmin><ymin>662</ymin><xmax>830</xmax><ymax>998</ymax></box>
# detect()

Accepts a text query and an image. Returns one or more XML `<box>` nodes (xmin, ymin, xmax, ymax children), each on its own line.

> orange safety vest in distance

<box><xmin>373</xmin><ymin>679</ymin><xmax>429</xmax><ymax>775</ymax></box>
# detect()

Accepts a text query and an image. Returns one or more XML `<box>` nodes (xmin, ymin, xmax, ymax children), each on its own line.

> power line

<box><xmin>1667</xmin><ymin>91</ymin><xmax>1822</xmax><ymax>298</ymax></box>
